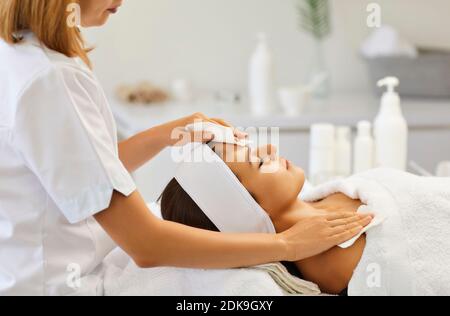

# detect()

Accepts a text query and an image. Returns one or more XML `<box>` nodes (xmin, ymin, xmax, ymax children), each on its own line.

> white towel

<box><xmin>302</xmin><ymin>168</ymin><xmax>450</xmax><ymax>296</ymax></box>
<box><xmin>302</xmin><ymin>181</ymin><xmax>387</xmax><ymax>249</ymax></box>
<box><xmin>102</xmin><ymin>248</ymin><xmax>320</xmax><ymax>296</ymax></box>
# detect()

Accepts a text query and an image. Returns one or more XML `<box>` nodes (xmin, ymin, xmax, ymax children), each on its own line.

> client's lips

<box><xmin>108</xmin><ymin>7</ymin><xmax>119</xmax><ymax>14</ymax></box>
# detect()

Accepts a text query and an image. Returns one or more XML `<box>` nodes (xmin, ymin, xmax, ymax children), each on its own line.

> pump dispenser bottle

<box><xmin>354</xmin><ymin>121</ymin><xmax>375</xmax><ymax>174</ymax></box>
<box><xmin>309</xmin><ymin>124</ymin><xmax>336</xmax><ymax>185</ymax></box>
<box><xmin>249</xmin><ymin>33</ymin><xmax>276</xmax><ymax>116</ymax></box>
<box><xmin>335</xmin><ymin>126</ymin><xmax>352</xmax><ymax>178</ymax></box>
<box><xmin>374</xmin><ymin>77</ymin><xmax>408</xmax><ymax>171</ymax></box>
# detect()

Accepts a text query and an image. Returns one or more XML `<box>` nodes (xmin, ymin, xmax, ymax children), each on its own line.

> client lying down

<box><xmin>160</xmin><ymin>143</ymin><xmax>450</xmax><ymax>296</ymax></box>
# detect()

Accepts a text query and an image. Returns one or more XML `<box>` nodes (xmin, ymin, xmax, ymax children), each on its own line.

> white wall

<box><xmin>85</xmin><ymin>0</ymin><xmax>450</xmax><ymax>96</ymax></box>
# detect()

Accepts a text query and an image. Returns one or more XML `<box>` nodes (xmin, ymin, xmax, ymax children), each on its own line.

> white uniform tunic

<box><xmin>0</xmin><ymin>32</ymin><xmax>136</xmax><ymax>296</ymax></box>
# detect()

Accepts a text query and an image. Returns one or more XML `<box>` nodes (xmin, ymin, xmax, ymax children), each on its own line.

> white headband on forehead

<box><xmin>174</xmin><ymin>143</ymin><xmax>276</xmax><ymax>234</ymax></box>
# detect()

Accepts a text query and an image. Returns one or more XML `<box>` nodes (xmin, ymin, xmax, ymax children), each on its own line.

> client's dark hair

<box><xmin>158</xmin><ymin>178</ymin><xmax>219</xmax><ymax>232</ymax></box>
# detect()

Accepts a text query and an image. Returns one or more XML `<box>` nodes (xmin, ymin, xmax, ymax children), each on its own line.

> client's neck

<box><xmin>271</xmin><ymin>199</ymin><xmax>319</xmax><ymax>233</ymax></box>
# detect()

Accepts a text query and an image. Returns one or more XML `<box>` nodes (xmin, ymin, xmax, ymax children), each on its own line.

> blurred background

<box><xmin>86</xmin><ymin>0</ymin><xmax>450</xmax><ymax>95</ymax></box>
<box><xmin>84</xmin><ymin>0</ymin><xmax>450</xmax><ymax>201</ymax></box>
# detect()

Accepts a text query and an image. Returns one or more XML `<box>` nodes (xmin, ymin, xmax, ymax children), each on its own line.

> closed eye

<box><xmin>246</xmin><ymin>146</ymin><xmax>263</xmax><ymax>169</ymax></box>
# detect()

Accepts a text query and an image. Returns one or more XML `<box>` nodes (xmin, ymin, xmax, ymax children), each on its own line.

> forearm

<box><xmin>118</xmin><ymin>123</ymin><xmax>172</xmax><ymax>173</ymax></box>
<box><xmin>95</xmin><ymin>191</ymin><xmax>288</xmax><ymax>269</ymax></box>
<box><xmin>142</xmin><ymin>220</ymin><xmax>286</xmax><ymax>269</ymax></box>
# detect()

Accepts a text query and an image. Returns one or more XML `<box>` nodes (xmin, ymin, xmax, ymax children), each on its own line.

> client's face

<box><xmin>213</xmin><ymin>144</ymin><xmax>305</xmax><ymax>217</ymax></box>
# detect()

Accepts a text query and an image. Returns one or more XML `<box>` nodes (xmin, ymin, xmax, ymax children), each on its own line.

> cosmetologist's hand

<box><xmin>168</xmin><ymin>112</ymin><xmax>248</xmax><ymax>147</ymax></box>
<box><xmin>279</xmin><ymin>212</ymin><xmax>373</xmax><ymax>262</ymax></box>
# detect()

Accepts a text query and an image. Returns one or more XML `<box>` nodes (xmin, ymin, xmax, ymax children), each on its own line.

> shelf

<box><xmin>110</xmin><ymin>94</ymin><xmax>450</xmax><ymax>137</ymax></box>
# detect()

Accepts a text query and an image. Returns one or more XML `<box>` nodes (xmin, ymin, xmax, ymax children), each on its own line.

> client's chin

<box><xmin>292</xmin><ymin>164</ymin><xmax>306</xmax><ymax>189</ymax></box>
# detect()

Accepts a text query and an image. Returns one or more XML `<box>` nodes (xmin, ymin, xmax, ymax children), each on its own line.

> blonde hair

<box><xmin>0</xmin><ymin>0</ymin><xmax>91</xmax><ymax>67</ymax></box>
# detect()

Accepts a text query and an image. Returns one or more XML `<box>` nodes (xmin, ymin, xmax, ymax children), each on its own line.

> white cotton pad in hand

<box><xmin>338</xmin><ymin>205</ymin><xmax>387</xmax><ymax>249</ymax></box>
<box><xmin>185</xmin><ymin>122</ymin><xmax>252</xmax><ymax>147</ymax></box>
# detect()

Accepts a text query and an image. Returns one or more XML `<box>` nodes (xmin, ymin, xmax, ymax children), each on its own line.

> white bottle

<box><xmin>249</xmin><ymin>33</ymin><xmax>276</xmax><ymax>116</ymax></box>
<box><xmin>374</xmin><ymin>77</ymin><xmax>408</xmax><ymax>171</ymax></box>
<box><xmin>353</xmin><ymin>121</ymin><xmax>375</xmax><ymax>174</ymax></box>
<box><xmin>309</xmin><ymin>124</ymin><xmax>336</xmax><ymax>185</ymax></box>
<box><xmin>335</xmin><ymin>126</ymin><xmax>352</xmax><ymax>178</ymax></box>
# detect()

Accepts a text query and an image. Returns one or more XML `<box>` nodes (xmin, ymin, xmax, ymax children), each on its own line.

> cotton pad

<box><xmin>174</xmin><ymin>143</ymin><xmax>276</xmax><ymax>234</ymax></box>
<box><xmin>185</xmin><ymin>122</ymin><xmax>252</xmax><ymax>147</ymax></box>
<box><xmin>338</xmin><ymin>205</ymin><xmax>386</xmax><ymax>249</ymax></box>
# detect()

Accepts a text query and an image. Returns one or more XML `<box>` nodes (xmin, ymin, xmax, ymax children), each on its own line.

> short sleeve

<box><xmin>12</xmin><ymin>64</ymin><xmax>136</xmax><ymax>224</ymax></box>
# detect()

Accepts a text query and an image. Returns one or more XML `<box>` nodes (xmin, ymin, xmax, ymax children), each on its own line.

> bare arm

<box><xmin>95</xmin><ymin>191</ymin><xmax>373</xmax><ymax>269</ymax></box>
<box><xmin>95</xmin><ymin>191</ymin><xmax>286</xmax><ymax>268</ymax></box>
<box><xmin>118</xmin><ymin>124</ymin><xmax>169</xmax><ymax>173</ymax></box>
<box><xmin>118</xmin><ymin>113</ymin><xmax>247</xmax><ymax>173</ymax></box>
